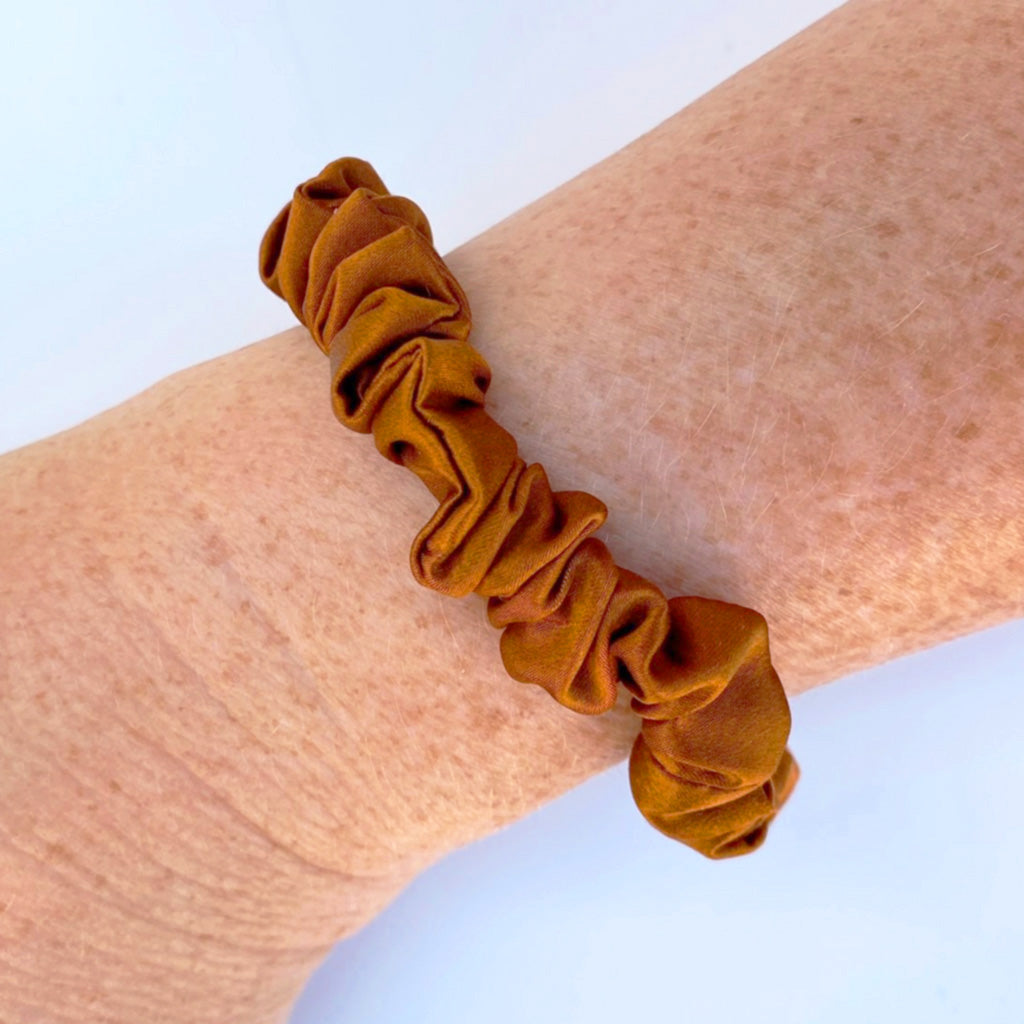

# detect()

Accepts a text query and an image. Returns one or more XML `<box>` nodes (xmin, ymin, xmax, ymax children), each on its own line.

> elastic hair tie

<box><xmin>257</xmin><ymin>156</ymin><xmax>800</xmax><ymax>859</ymax></box>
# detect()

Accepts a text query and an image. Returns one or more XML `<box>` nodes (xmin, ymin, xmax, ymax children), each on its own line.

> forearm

<box><xmin>3</xmin><ymin>0</ymin><xmax>1023</xmax><ymax>1020</ymax></box>
<box><xmin>443</xmin><ymin>0</ymin><xmax>1024</xmax><ymax>697</ymax></box>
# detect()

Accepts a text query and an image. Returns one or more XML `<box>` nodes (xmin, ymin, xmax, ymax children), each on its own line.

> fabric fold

<box><xmin>258</xmin><ymin>156</ymin><xmax>800</xmax><ymax>858</ymax></box>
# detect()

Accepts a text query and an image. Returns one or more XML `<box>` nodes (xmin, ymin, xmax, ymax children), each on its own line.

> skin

<box><xmin>2</xmin><ymin>0</ymin><xmax>1022</xmax><ymax>1019</ymax></box>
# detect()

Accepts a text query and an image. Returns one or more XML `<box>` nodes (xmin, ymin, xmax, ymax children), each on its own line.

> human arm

<box><xmin>3</xmin><ymin>0</ymin><xmax>1023</xmax><ymax>1020</ymax></box>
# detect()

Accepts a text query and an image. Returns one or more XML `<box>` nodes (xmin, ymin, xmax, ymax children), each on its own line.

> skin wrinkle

<box><xmin>0</xmin><ymin>832</ymin><xmax>324</xmax><ymax>1022</ymax></box>
<box><xmin>113</xmin><ymin>525</ymin><xmax>402</xmax><ymax>875</ymax></box>
<box><xmin>1</xmin><ymin>814</ymin><xmax>307</xmax><ymax>965</ymax></box>
<box><xmin>7</xmin><ymin>683</ymin><xmax>383</xmax><ymax>950</ymax></box>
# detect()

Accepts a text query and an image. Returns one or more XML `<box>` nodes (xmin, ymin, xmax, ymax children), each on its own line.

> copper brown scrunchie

<box><xmin>257</xmin><ymin>156</ymin><xmax>800</xmax><ymax>859</ymax></box>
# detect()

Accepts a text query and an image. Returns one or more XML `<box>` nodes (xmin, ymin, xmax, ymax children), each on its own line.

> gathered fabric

<box><xmin>258</xmin><ymin>156</ymin><xmax>799</xmax><ymax>858</ymax></box>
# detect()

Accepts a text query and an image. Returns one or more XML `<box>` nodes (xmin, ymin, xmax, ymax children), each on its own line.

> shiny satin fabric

<box><xmin>258</xmin><ymin>157</ymin><xmax>799</xmax><ymax>858</ymax></box>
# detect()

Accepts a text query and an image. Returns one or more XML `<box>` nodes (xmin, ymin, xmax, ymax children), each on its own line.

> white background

<box><xmin>2</xmin><ymin>2</ymin><xmax>1022</xmax><ymax>1022</ymax></box>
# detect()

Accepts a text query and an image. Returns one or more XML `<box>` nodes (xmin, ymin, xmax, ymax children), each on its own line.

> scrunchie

<box><xmin>258</xmin><ymin>157</ymin><xmax>799</xmax><ymax>858</ymax></box>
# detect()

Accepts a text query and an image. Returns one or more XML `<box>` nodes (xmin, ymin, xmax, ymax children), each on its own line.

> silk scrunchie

<box><xmin>258</xmin><ymin>157</ymin><xmax>799</xmax><ymax>858</ymax></box>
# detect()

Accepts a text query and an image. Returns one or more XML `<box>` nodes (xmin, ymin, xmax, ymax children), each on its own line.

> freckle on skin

<box><xmin>203</xmin><ymin>533</ymin><xmax>230</xmax><ymax>566</ymax></box>
<box><xmin>954</xmin><ymin>420</ymin><xmax>981</xmax><ymax>441</ymax></box>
